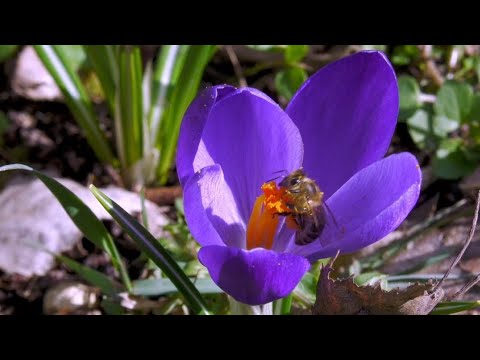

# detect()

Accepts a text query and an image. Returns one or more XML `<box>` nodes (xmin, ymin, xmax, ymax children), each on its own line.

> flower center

<box><xmin>246</xmin><ymin>181</ymin><xmax>294</xmax><ymax>250</ymax></box>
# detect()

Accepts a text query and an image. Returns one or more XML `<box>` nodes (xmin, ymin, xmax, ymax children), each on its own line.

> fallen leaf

<box><xmin>312</xmin><ymin>262</ymin><xmax>444</xmax><ymax>315</ymax></box>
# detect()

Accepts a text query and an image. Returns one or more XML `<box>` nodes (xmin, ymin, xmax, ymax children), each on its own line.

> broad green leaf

<box><xmin>285</xmin><ymin>45</ymin><xmax>309</xmax><ymax>64</ymax></box>
<box><xmin>90</xmin><ymin>185</ymin><xmax>210</xmax><ymax>315</ymax></box>
<box><xmin>431</xmin><ymin>300</ymin><xmax>480</xmax><ymax>315</ymax></box>
<box><xmin>33</xmin><ymin>45</ymin><xmax>115</xmax><ymax>165</ymax></box>
<box><xmin>273</xmin><ymin>294</ymin><xmax>293</xmax><ymax>315</ymax></box>
<box><xmin>398</xmin><ymin>75</ymin><xmax>421</xmax><ymax>119</ymax></box>
<box><xmin>407</xmin><ymin>109</ymin><xmax>459</xmax><ymax>150</ymax></box>
<box><xmin>275</xmin><ymin>67</ymin><xmax>308</xmax><ymax>101</ymax></box>
<box><xmin>434</xmin><ymin>81</ymin><xmax>473</xmax><ymax>123</ymax></box>
<box><xmin>0</xmin><ymin>164</ymin><xmax>131</xmax><ymax>291</ymax></box>
<box><xmin>132</xmin><ymin>278</ymin><xmax>221</xmax><ymax>296</ymax></box>
<box><xmin>433</xmin><ymin>115</ymin><xmax>459</xmax><ymax>137</ymax></box>
<box><xmin>57</xmin><ymin>254</ymin><xmax>123</xmax><ymax>296</ymax></box>
<box><xmin>433</xmin><ymin>139</ymin><xmax>476</xmax><ymax>179</ymax></box>
<box><xmin>56</xmin><ymin>45</ymin><xmax>87</xmax><ymax>72</ymax></box>
<box><xmin>0</xmin><ymin>45</ymin><xmax>18</xmax><ymax>62</ymax></box>
<box><xmin>406</xmin><ymin>109</ymin><xmax>434</xmax><ymax>150</ymax></box>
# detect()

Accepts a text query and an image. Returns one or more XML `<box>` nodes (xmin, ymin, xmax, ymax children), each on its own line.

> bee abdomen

<box><xmin>295</xmin><ymin>227</ymin><xmax>319</xmax><ymax>245</ymax></box>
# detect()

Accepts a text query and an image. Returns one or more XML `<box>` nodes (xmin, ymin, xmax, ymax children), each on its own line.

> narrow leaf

<box><xmin>0</xmin><ymin>164</ymin><xmax>131</xmax><ymax>291</ymax></box>
<box><xmin>90</xmin><ymin>185</ymin><xmax>210</xmax><ymax>314</ymax></box>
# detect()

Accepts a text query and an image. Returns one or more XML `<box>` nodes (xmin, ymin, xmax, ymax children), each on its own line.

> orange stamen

<box><xmin>246</xmin><ymin>181</ymin><xmax>291</xmax><ymax>250</ymax></box>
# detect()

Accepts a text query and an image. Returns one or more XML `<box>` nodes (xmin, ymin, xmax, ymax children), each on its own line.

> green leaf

<box><xmin>398</xmin><ymin>75</ymin><xmax>421</xmax><ymax>119</ymax></box>
<box><xmin>56</xmin><ymin>45</ymin><xmax>87</xmax><ymax>72</ymax></box>
<box><xmin>406</xmin><ymin>109</ymin><xmax>434</xmax><ymax>150</ymax></box>
<box><xmin>246</xmin><ymin>45</ymin><xmax>283</xmax><ymax>52</ymax></box>
<box><xmin>432</xmin><ymin>139</ymin><xmax>476</xmax><ymax>179</ymax></box>
<box><xmin>0</xmin><ymin>164</ymin><xmax>131</xmax><ymax>291</ymax></box>
<box><xmin>273</xmin><ymin>293</ymin><xmax>293</xmax><ymax>315</ymax></box>
<box><xmin>285</xmin><ymin>45</ymin><xmax>309</xmax><ymax>64</ymax></box>
<box><xmin>157</xmin><ymin>45</ymin><xmax>216</xmax><ymax>185</ymax></box>
<box><xmin>114</xmin><ymin>46</ymin><xmax>144</xmax><ymax>187</ymax></box>
<box><xmin>83</xmin><ymin>45</ymin><xmax>118</xmax><ymax>113</ymax></box>
<box><xmin>354</xmin><ymin>272</ymin><xmax>387</xmax><ymax>287</ymax></box>
<box><xmin>33</xmin><ymin>45</ymin><xmax>115</xmax><ymax>165</ymax></box>
<box><xmin>57</xmin><ymin>255</ymin><xmax>123</xmax><ymax>296</ymax></box>
<box><xmin>145</xmin><ymin>45</ymin><xmax>190</xmax><ymax>179</ymax></box>
<box><xmin>433</xmin><ymin>115</ymin><xmax>460</xmax><ymax>137</ymax></box>
<box><xmin>0</xmin><ymin>45</ymin><xmax>18</xmax><ymax>62</ymax></box>
<box><xmin>293</xmin><ymin>271</ymin><xmax>317</xmax><ymax>306</ymax></box>
<box><xmin>275</xmin><ymin>67</ymin><xmax>308</xmax><ymax>101</ymax></box>
<box><xmin>431</xmin><ymin>300</ymin><xmax>480</xmax><ymax>315</ymax></box>
<box><xmin>434</xmin><ymin>81</ymin><xmax>473</xmax><ymax>123</ymax></box>
<box><xmin>89</xmin><ymin>185</ymin><xmax>210</xmax><ymax>315</ymax></box>
<box><xmin>132</xmin><ymin>278</ymin><xmax>221</xmax><ymax>296</ymax></box>
<box><xmin>391</xmin><ymin>45</ymin><xmax>420</xmax><ymax>66</ymax></box>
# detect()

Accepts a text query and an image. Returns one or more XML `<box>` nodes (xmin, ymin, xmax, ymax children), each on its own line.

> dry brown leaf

<box><xmin>312</xmin><ymin>263</ymin><xmax>444</xmax><ymax>315</ymax></box>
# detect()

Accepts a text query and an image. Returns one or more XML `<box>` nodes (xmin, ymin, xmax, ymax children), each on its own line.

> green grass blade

<box><xmin>33</xmin><ymin>45</ymin><xmax>115</xmax><ymax>165</ymax></box>
<box><xmin>83</xmin><ymin>45</ymin><xmax>118</xmax><ymax>113</ymax></box>
<box><xmin>431</xmin><ymin>301</ymin><xmax>480</xmax><ymax>315</ymax></box>
<box><xmin>273</xmin><ymin>294</ymin><xmax>293</xmax><ymax>315</ymax></box>
<box><xmin>115</xmin><ymin>46</ymin><xmax>144</xmax><ymax>185</ymax></box>
<box><xmin>147</xmin><ymin>45</ymin><xmax>190</xmax><ymax>146</ymax></box>
<box><xmin>0</xmin><ymin>164</ymin><xmax>132</xmax><ymax>291</ymax></box>
<box><xmin>132</xmin><ymin>278</ymin><xmax>221</xmax><ymax>296</ymax></box>
<box><xmin>157</xmin><ymin>45</ymin><xmax>216</xmax><ymax>184</ymax></box>
<box><xmin>57</xmin><ymin>254</ymin><xmax>124</xmax><ymax>296</ymax></box>
<box><xmin>89</xmin><ymin>185</ymin><xmax>210</xmax><ymax>314</ymax></box>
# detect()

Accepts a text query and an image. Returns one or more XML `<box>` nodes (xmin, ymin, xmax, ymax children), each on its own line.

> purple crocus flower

<box><xmin>176</xmin><ymin>51</ymin><xmax>421</xmax><ymax>306</ymax></box>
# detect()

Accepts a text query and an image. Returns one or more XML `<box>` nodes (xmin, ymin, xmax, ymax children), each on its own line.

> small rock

<box><xmin>10</xmin><ymin>46</ymin><xmax>63</xmax><ymax>101</ymax></box>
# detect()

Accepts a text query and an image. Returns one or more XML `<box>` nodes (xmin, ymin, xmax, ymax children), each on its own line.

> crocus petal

<box><xmin>198</xmin><ymin>245</ymin><xmax>310</xmax><ymax>305</ymax></box>
<box><xmin>183</xmin><ymin>164</ymin><xmax>245</xmax><ymax>248</ymax></box>
<box><xmin>177</xmin><ymin>85</ymin><xmax>236</xmax><ymax>187</ymax></box>
<box><xmin>195</xmin><ymin>89</ymin><xmax>303</xmax><ymax>225</ymax></box>
<box><xmin>289</xmin><ymin>153</ymin><xmax>421</xmax><ymax>262</ymax></box>
<box><xmin>286</xmin><ymin>51</ymin><xmax>399</xmax><ymax>199</ymax></box>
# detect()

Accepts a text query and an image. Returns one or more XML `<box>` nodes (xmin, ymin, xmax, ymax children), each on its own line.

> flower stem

<box><xmin>228</xmin><ymin>297</ymin><xmax>273</xmax><ymax>315</ymax></box>
<box><xmin>273</xmin><ymin>294</ymin><xmax>293</xmax><ymax>315</ymax></box>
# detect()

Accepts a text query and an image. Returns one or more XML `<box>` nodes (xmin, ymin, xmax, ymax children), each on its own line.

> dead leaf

<box><xmin>312</xmin><ymin>263</ymin><xmax>444</xmax><ymax>315</ymax></box>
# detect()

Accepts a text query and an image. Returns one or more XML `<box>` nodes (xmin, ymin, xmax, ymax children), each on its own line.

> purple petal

<box><xmin>194</xmin><ymin>89</ymin><xmax>303</xmax><ymax>225</ymax></box>
<box><xmin>286</xmin><ymin>51</ymin><xmax>399</xmax><ymax>199</ymax></box>
<box><xmin>198</xmin><ymin>245</ymin><xmax>310</xmax><ymax>305</ymax></box>
<box><xmin>183</xmin><ymin>164</ymin><xmax>245</xmax><ymax>248</ymax></box>
<box><xmin>177</xmin><ymin>85</ymin><xmax>236</xmax><ymax>187</ymax></box>
<box><xmin>288</xmin><ymin>153</ymin><xmax>421</xmax><ymax>262</ymax></box>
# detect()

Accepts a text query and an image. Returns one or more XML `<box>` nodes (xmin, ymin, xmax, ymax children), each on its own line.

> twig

<box><xmin>450</xmin><ymin>273</ymin><xmax>480</xmax><ymax>301</ymax></box>
<box><xmin>419</xmin><ymin>45</ymin><xmax>444</xmax><ymax>88</ymax></box>
<box><xmin>433</xmin><ymin>190</ymin><xmax>480</xmax><ymax>293</ymax></box>
<box><xmin>224</xmin><ymin>45</ymin><xmax>247</xmax><ymax>88</ymax></box>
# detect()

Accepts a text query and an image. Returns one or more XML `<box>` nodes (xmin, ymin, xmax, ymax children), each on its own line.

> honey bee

<box><xmin>278</xmin><ymin>169</ymin><xmax>331</xmax><ymax>246</ymax></box>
